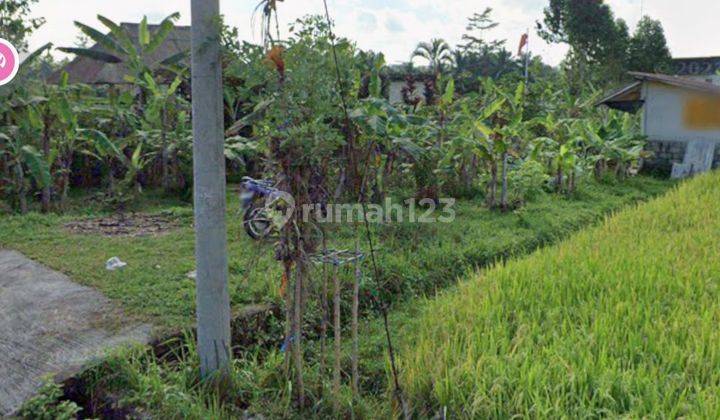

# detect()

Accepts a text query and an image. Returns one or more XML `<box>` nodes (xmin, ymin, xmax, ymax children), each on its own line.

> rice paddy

<box><xmin>397</xmin><ymin>171</ymin><xmax>720</xmax><ymax>418</ymax></box>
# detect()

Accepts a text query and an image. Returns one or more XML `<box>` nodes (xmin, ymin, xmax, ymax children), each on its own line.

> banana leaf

<box><xmin>57</xmin><ymin>47</ymin><xmax>122</xmax><ymax>63</ymax></box>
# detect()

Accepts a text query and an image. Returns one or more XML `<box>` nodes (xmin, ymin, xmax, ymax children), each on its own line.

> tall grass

<box><xmin>398</xmin><ymin>171</ymin><xmax>720</xmax><ymax>418</ymax></box>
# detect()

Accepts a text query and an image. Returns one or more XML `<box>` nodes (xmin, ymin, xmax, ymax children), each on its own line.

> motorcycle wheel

<box><xmin>243</xmin><ymin>206</ymin><xmax>273</xmax><ymax>240</ymax></box>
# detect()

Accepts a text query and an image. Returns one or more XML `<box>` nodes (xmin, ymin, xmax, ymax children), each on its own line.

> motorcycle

<box><xmin>239</xmin><ymin>177</ymin><xmax>284</xmax><ymax>240</ymax></box>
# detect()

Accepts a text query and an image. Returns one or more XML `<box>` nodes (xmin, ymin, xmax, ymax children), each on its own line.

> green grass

<box><xmin>7</xmin><ymin>176</ymin><xmax>679</xmax><ymax>418</ymax></box>
<box><xmin>0</xmin><ymin>178</ymin><xmax>670</xmax><ymax>336</ymax></box>
<box><xmin>394</xmin><ymin>171</ymin><xmax>720</xmax><ymax>418</ymax></box>
<box><xmin>0</xmin><ymin>193</ymin><xmax>280</xmax><ymax>331</ymax></box>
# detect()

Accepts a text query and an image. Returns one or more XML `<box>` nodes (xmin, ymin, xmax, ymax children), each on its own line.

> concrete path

<box><xmin>0</xmin><ymin>250</ymin><xmax>151</xmax><ymax>416</ymax></box>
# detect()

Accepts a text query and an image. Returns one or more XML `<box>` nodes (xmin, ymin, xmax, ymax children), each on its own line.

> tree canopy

<box><xmin>538</xmin><ymin>0</ymin><xmax>674</xmax><ymax>86</ymax></box>
<box><xmin>0</xmin><ymin>0</ymin><xmax>45</xmax><ymax>52</ymax></box>
<box><xmin>627</xmin><ymin>16</ymin><xmax>672</xmax><ymax>73</ymax></box>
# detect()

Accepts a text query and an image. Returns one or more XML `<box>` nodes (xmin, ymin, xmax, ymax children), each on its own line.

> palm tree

<box><xmin>412</xmin><ymin>38</ymin><xmax>453</xmax><ymax>75</ymax></box>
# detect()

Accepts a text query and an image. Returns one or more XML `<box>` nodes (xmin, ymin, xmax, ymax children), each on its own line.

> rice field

<box><xmin>397</xmin><ymin>171</ymin><xmax>720</xmax><ymax>418</ymax></box>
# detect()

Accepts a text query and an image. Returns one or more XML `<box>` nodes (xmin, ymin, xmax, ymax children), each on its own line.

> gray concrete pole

<box><xmin>190</xmin><ymin>0</ymin><xmax>232</xmax><ymax>377</ymax></box>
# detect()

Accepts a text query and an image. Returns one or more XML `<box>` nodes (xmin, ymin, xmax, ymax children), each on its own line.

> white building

<box><xmin>599</xmin><ymin>67</ymin><xmax>720</xmax><ymax>177</ymax></box>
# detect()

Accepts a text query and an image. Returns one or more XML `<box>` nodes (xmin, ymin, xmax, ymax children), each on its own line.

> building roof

<box><xmin>628</xmin><ymin>71</ymin><xmax>720</xmax><ymax>94</ymax></box>
<box><xmin>52</xmin><ymin>22</ymin><xmax>191</xmax><ymax>85</ymax></box>
<box><xmin>597</xmin><ymin>72</ymin><xmax>720</xmax><ymax>112</ymax></box>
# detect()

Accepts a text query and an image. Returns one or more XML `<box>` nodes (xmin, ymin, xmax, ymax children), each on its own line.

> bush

<box><xmin>508</xmin><ymin>160</ymin><xmax>549</xmax><ymax>205</ymax></box>
<box><xmin>19</xmin><ymin>380</ymin><xmax>80</xmax><ymax>420</ymax></box>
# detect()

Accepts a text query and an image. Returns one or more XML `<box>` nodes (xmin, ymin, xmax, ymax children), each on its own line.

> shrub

<box><xmin>508</xmin><ymin>159</ymin><xmax>549</xmax><ymax>205</ymax></box>
<box><xmin>19</xmin><ymin>380</ymin><xmax>80</xmax><ymax>420</ymax></box>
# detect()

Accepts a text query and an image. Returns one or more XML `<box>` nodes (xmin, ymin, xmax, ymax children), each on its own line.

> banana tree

<box><xmin>438</xmin><ymin>96</ymin><xmax>479</xmax><ymax>190</ymax></box>
<box><xmin>86</xmin><ymin>86</ymin><xmax>140</xmax><ymax>192</ymax></box>
<box><xmin>494</xmin><ymin>81</ymin><xmax>527</xmax><ymax>209</ymax></box>
<box><xmin>52</xmin><ymin>80</ymin><xmax>84</xmax><ymax>207</ymax></box>
<box><xmin>531</xmin><ymin>111</ymin><xmax>573</xmax><ymax>193</ymax></box>
<box><xmin>531</xmin><ymin>116</ymin><xmax>584</xmax><ymax>194</ymax></box>
<box><xmin>82</xmin><ymin>128</ymin><xmax>153</xmax><ymax>195</ymax></box>
<box><xmin>350</xmin><ymin>94</ymin><xmax>425</xmax><ymax>201</ymax></box>
<box><xmin>0</xmin><ymin>43</ymin><xmax>54</xmax><ymax>212</ymax></box>
<box><xmin>583</xmin><ymin>112</ymin><xmax>647</xmax><ymax>179</ymax></box>
<box><xmin>439</xmin><ymin>90</ymin><xmax>498</xmax><ymax>193</ymax></box>
<box><xmin>0</xmin><ymin>105</ymin><xmax>50</xmax><ymax>213</ymax></box>
<box><xmin>472</xmin><ymin>78</ymin><xmax>526</xmax><ymax>209</ymax></box>
<box><xmin>58</xmin><ymin>13</ymin><xmax>186</xmax><ymax>84</ymax></box>
<box><xmin>137</xmin><ymin>72</ymin><xmax>187</xmax><ymax>191</ymax></box>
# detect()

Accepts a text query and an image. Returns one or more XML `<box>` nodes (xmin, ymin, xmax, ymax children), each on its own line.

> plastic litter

<box><xmin>106</xmin><ymin>257</ymin><xmax>127</xmax><ymax>271</ymax></box>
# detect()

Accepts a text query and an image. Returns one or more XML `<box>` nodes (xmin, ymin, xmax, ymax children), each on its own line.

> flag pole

<box><xmin>524</xmin><ymin>28</ymin><xmax>530</xmax><ymax>85</ymax></box>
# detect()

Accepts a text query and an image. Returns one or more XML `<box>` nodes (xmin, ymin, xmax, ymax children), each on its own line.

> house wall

<box><xmin>643</xmin><ymin>82</ymin><xmax>720</xmax><ymax>142</ymax></box>
<box><xmin>642</xmin><ymin>82</ymin><xmax>720</xmax><ymax>173</ymax></box>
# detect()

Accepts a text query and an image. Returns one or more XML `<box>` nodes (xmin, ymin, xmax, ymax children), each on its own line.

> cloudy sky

<box><xmin>27</xmin><ymin>0</ymin><xmax>720</xmax><ymax>66</ymax></box>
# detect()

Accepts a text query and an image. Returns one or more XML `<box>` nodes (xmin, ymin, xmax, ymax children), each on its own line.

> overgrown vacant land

<box><xmin>2</xmin><ymin>0</ymin><xmax>716</xmax><ymax>416</ymax></box>
<box><xmin>2</xmin><ymin>178</ymin><xmax>671</xmax><ymax>418</ymax></box>
<box><xmin>397</xmin><ymin>171</ymin><xmax>720</xmax><ymax>418</ymax></box>
<box><xmin>0</xmin><ymin>178</ymin><xmax>669</xmax><ymax>333</ymax></box>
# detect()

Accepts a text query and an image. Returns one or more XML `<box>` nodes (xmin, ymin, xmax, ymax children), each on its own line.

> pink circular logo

<box><xmin>0</xmin><ymin>38</ymin><xmax>20</xmax><ymax>86</ymax></box>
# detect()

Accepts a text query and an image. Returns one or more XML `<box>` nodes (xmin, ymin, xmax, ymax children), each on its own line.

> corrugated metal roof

<box><xmin>628</xmin><ymin>72</ymin><xmax>720</xmax><ymax>94</ymax></box>
<box><xmin>595</xmin><ymin>81</ymin><xmax>644</xmax><ymax>112</ymax></box>
<box><xmin>51</xmin><ymin>23</ymin><xmax>191</xmax><ymax>85</ymax></box>
<box><xmin>597</xmin><ymin>72</ymin><xmax>720</xmax><ymax>112</ymax></box>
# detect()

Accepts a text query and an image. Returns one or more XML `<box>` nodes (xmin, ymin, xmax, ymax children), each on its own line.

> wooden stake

<box><xmin>293</xmin><ymin>261</ymin><xmax>305</xmax><ymax>406</ymax></box>
<box><xmin>283</xmin><ymin>261</ymin><xmax>293</xmax><ymax>375</ymax></box>
<box><xmin>351</xmin><ymin>241</ymin><xmax>361</xmax><ymax>396</ymax></box>
<box><xmin>319</xmin><ymin>240</ymin><xmax>329</xmax><ymax>389</ymax></box>
<box><xmin>332</xmin><ymin>262</ymin><xmax>341</xmax><ymax>413</ymax></box>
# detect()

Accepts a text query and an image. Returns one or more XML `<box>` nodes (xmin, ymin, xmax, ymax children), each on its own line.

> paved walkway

<box><xmin>0</xmin><ymin>250</ymin><xmax>151</xmax><ymax>415</ymax></box>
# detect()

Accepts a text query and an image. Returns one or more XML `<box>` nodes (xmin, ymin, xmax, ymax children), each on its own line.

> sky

<box><xmin>26</xmin><ymin>0</ymin><xmax>720</xmax><ymax>67</ymax></box>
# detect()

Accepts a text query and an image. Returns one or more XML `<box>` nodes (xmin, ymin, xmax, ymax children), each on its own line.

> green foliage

<box><xmin>412</xmin><ymin>38</ymin><xmax>454</xmax><ymax>75</ymax></box>
<box><xmin>0</xmin><ymin>177</ymin><xmax>671</xmax><ymax>418</ymax></box>
<box><xmin>453</xmin><ymin>8</ymin><xmax>521</xmax><ymax>92</ymax></box>
<box><xmin>537</xmin><ymin>0</ymin><xmax>627</xmax><ymax>62</ymax></box>
<box><xmin>508</xmin><ymin>159</ymin><xmax>549</xmax><ymax>204</ymax></box>
<box><xmin>58</xmin><ymin>13</ymin><xmax>185</xmax><ymax>79</ymax></box>
<box><xmin>537</xmin><ymin>0</ymin><xmax>630</xmax><ymax>85</ymax></box>
<box><xmin>19</xmin><ymin>380</ymin><xmax>80</xmax><ymax>420</ymax></box>
<box><xmin>627</xmin><ymin>16</ymin><xmax>673</xmax><ymax>73</ymax></box>
<box><xmin>0</xmin><ymin>0</ymin><xmax>45</xmax><ymax>51</ymax></box>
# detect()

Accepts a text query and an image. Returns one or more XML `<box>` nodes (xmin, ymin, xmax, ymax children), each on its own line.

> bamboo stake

<box><xmin>332</xmin><ymin>262</ymin><xmax>341</xmax><ymax>414</ymax></box>
<box><xmin>351</xmin><ymin>241</ymin><xmax>361</xmax><ymax>396</ymax></box>
<box><xmin>319</xmin><ymin>238</ymin><xmax>329</xmax><ymax>390</ymax></box>
<box><xmin>293</xmin><ymin>260</ymin><xmax>305</xmax><ymax>406</ymax></box>
<box><xmin>283</xmin><ymin>261</ymin><xmax>293</xmax><ymax>375</ymax></box>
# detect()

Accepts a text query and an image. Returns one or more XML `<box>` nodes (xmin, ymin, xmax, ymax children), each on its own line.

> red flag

<box><xmin>517</xmin><ymin>33</ymin><xmax>528</xmax><ymax>56</ymax></box>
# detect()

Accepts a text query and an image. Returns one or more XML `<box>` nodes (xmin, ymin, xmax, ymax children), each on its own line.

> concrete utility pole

<box><xmin>190</xmin><ymin>0</ymin><xmax>232</xmax><ymax>377</ymax></box>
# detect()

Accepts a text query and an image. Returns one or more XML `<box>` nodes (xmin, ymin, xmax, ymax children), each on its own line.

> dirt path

<box><xmin>0</xmin><ymin>250</ymin><xmax>151</xmax><ymax>416</ymax></box>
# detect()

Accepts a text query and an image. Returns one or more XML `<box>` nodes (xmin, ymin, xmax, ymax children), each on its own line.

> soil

<box><xmin>64</xmin><ymin>212</ymin><xmax>179</xmax><ymax>237</ymax></box>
